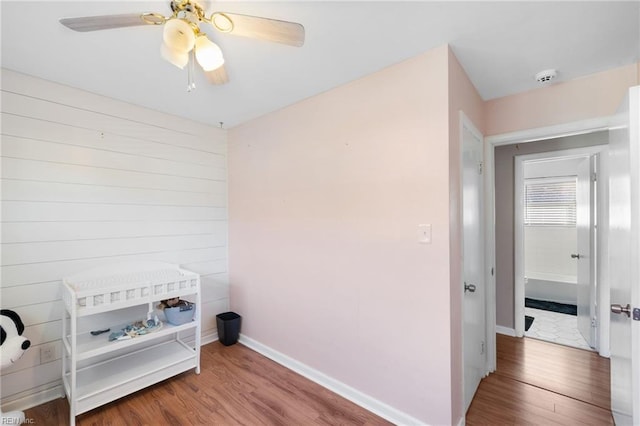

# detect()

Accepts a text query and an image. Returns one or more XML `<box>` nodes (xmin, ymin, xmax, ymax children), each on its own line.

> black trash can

<box><xmin>216</xmin><ymin>311</ymin><xmax>241</xmax><ymax>346</ymax></box>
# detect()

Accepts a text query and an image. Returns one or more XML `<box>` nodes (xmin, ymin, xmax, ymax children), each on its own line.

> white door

<box><xmin>462</xmin><ymin>117</ymin><xmax>486</xmax><ymax>412</ymax></box>
<box><xmin>576</xmin><ymin>156</ymin><xmax>595</xmax><ymax>348</ymax></box>
<box><xmin>609</xmin><ymin>86</ymin><xmax>640</xmax><ymax>425</ymax></box>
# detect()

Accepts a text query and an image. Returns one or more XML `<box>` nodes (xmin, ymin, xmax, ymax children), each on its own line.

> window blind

<box><xmin>524</xmin><ymin>177</ymin><xmax>576</xmax><ymax>226</ymax></box>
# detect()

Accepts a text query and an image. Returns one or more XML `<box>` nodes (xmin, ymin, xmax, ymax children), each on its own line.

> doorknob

<box><xmin>571</xmin><ymin>254</ymin><xmax>581</xmax><ymax>259</ymax></box>
<box><xmin>611</xmin><ymin>303</ymin><xmax>631</xmax><ymax>318</ymax></box>
<box><xmin>464</xmin><ymin>282</ymin><xmax>476</xmax><ymax>293</ymax></box>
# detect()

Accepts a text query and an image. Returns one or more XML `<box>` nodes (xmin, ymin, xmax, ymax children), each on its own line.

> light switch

<box><xmin>418</xmin><ymin>224</ymin><xmax>431</xmax><ymax>244</ymax></box>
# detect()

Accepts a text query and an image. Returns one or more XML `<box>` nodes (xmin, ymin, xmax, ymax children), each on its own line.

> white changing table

<box><xmin>61</xmin><ymin>262</ymin><xmax>201</xmax><ymax>425</ymax></box>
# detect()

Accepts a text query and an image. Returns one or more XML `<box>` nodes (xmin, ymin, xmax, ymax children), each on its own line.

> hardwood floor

<box><xmin>22</xmin><ymin>335</ymin><xmax>614</xmax><ymax>425</ymax></box>
<box><xmin>24</xmin><ymin>342</ymin><xmax>392</xmax><ymax>426</ymax></box>
<box><xmin>466</xmin><ymin>334</ymin><xmax>613</xmax><ymax>425</ymax></box>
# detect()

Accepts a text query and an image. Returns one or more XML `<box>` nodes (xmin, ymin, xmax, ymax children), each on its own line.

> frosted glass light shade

<box><xmin>161</xmin><ymin>42</ymin><xmax>189</xmax><ymax>69</ymax></box>
<box><xmin>163</xmin><ymin>19</ymin><xmax>196</xmax><ymax>53</ymax></box>
<box><xmin>195</xmin><ymin>36</ymin><xmax>224</xmax><ymax>71</ymax></box>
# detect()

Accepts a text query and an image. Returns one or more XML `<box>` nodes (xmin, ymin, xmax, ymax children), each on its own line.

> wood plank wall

<box><xmin>0</xmin><ymin>69</ymin><xmax>229</xmax><ymax>409</ymax></box>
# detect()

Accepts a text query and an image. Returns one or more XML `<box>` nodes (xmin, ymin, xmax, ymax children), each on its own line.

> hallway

<box><xmin>466</xmin><ymin>334</ymin><xmax>612</xmax><ymax>425</ymax></box>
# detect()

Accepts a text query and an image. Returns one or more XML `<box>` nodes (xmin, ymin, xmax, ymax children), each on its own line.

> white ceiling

<box><xmin>2</xmin><ymin>1</ymin><xmax>639</xmax><ymax>128</ymax></box>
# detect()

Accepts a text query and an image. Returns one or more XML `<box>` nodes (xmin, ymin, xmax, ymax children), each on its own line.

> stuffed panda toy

<box><xmin>1</xmin><ymin>309</ymin><xmax>31</xmax><ymax>425</ymax></box>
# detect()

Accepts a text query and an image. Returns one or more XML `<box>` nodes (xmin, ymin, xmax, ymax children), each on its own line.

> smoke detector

<box><xmin>535</xmin><ymin>69</ymin><xmax>558</xmax><ymax>84</ymax></box>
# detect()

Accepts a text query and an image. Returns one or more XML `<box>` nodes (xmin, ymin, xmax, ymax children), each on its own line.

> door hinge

<box><xmin>591</xmin><ymin>317</ymin><xmax>597</xmax><ymax>328</ymax></box>
<box><xmin>478</xmin><ymin>161</ymin><xmax>483</xmax><ymax>175</ymax></box>
<box><xmin>591</xmin><ymin>172</ymin><xmax>597</xmax><ymax>182</ymax></box>
<box><xmin>634</xmin><ymin>308</ymin><xmax>640</xmax><ymax>321</ymax></box>
<box><xmin>480</xmin><ymin>341</ymin><xmax>485</xmax><ymax>355</ymax></box>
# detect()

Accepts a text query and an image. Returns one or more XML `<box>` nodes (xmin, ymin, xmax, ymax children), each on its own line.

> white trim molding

<box><xmin>238</xmin><ymin>334</ymin><xmax>427</xmax><ymax>426</ymax></box>
<box><xmin>1</xmin><ymin>382</ymin><xmax>64</xmax><ymax>413</ymax></box>
<box><xmin>495</xmin><ymin>326</ymin><xmax>517</xmax><ymax>337</ymax></box>
<box><xmin>200</xmin><ymin>330</ymin><xmax>219</xmax><ymax>346</ymax></box>
<box><xmin>486</xmin><ymin>117</ymin><xmax>612</xmax><ymax>147</ymax></box>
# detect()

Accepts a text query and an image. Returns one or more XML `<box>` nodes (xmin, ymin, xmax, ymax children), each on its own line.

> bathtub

<box><xmin>524</xmin><ymin>274</ymin><xmax>577</xmax><ymax>305</ymax></box>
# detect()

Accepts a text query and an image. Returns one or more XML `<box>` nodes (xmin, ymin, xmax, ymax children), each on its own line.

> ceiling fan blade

<box><xmin>211</xmin><ymin>12</ymin><xmax>305</xmax><ymax>47</ymax></box>
<box><xmin>205</xmin><ymin>65</ymin><xmax>229</xmax><ymax>85</ymax></box>
<box><xmin>59</xmin><ymin>13</ymin><xmax>162</xmax><ymax>32</ymax></box>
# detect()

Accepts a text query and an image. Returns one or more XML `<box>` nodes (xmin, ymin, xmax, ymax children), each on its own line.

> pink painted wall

<box><xmin>229</xmin><ymin>41</ymin><xmax>635</xmax><ymax>422</ymax></box>
<box><xmin>485</xmin><ymin>63</ymin><xmax>638</xmax><ymax>136</ymax></box>
<box><xmin>229</xmin><ymin>45</ymin><xmax>455</xmax><ymax>424</ymax></box>
<box><xmin>446</xmin><ymin>47</ymin><xmax>485</xmax><ymax>424</ymax></box>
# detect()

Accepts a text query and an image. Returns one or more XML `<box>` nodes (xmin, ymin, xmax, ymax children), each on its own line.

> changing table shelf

<box><xmin>63</xmin><ymin>320</ymin><xmax>197</xmax><ymax>361</ymax></box>
<box><xmin>62</xmin><ymin>340</ymin><xmax>196</xmax><ymax>416</ymax></box>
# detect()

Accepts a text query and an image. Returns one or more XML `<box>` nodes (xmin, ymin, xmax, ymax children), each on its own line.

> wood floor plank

<box><xmin>24</xmin><ymin>342</ymin><xmax>392</xmax><ymax>426</ymax></box>
<box><xmin>467</xmin><ymin>374</ymin><xmax>613</xmax><ymax>426</ymax></box>
<box><xmin>496</xmin><ymin>334</ymin><xmax>610</xmax><ymax>409</ymax></box>
<box><xmin>466</xmin><ymin>335</ymin><xmax>613</xmax><ymax>426</ymax></box>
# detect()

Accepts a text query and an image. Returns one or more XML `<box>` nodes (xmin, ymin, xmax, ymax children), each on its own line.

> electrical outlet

<box><xmin>40</xmin><ymin>343</ymin><xmax>56</xmax><ymax>363</ymax></box>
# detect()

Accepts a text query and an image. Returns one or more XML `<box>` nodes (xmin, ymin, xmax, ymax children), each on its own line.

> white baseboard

<box><xmin>1</xmin><ymin>383</ymin><xmax>64</xmax><ymax>413</ymax></box>
<box><xmin>495</xmin><ymin>326</ymin><xmax>516</xmax><ymax>337</ymax></box>
<box><xmin>201</xmin><ymin>330</ymin><xmax>219</xmax><ymax>345</ymax></box>
<box><xmin>238</xmin><ymin>334</ymin><xmax>426</xmax><ymax>426</ymax></box>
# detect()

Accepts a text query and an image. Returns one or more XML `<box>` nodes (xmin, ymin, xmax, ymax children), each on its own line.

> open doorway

<box><xmin>488</xmin><ymin>130</ymin><xmax>611</xmax><ymax>362</ymax></box>
<box><xmin>514</xmin><ymin>148</ymin><xmax>605</xmax><ymax>351</ymax></box>
<box><xmin>481</xmin><ymin>87</ymin><xmax>639</xmax><ymax>425</ymax></box>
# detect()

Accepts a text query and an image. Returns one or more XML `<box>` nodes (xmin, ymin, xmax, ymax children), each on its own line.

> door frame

<box><xmin>513</xmin><ymin>146</ymin><xmax>607</xmax><ymax>347</ymax></box>
<box><xmin>484</xmin><ymin>116</ymin><xmax>612</xmax><ymax>371</ymax></box>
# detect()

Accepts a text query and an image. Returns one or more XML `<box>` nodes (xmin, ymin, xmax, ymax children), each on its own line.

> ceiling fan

<box><xmin>59</xmin><ymin>0</ymin><xmax>305</xmax><ymax>90</ymax></box>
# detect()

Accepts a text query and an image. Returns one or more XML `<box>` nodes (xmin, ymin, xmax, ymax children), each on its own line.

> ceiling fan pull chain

<box><xmin>187</xmin><ymin>49</ymin><xmax>196</xmax><ymax>92</ymax></box>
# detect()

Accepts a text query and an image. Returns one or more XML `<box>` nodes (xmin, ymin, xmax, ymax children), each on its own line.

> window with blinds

<box><xmin>524</xmin><ymin>177</ymin><xmax>577</xmax><ymax>226</ymax></box>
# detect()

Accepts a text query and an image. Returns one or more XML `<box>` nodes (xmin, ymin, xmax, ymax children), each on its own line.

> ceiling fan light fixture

<box><xmin>195</xmin><ymin>35</ymin><xmax>224</xmax><ymax>71</ymax></box>
<box><xmin>163</xmin><ymin>18</ymin><xmax>196</xmax><ymax>52</ymax></box>
<box><xmin>161</xmin><ymin>42</ymin><xmax>189</xmax><ymax>69</ymax></box>
<box><xmin>59</xmin><ymin>2</ymin><xmax>306</xmax><ymax>88</ymax></box>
